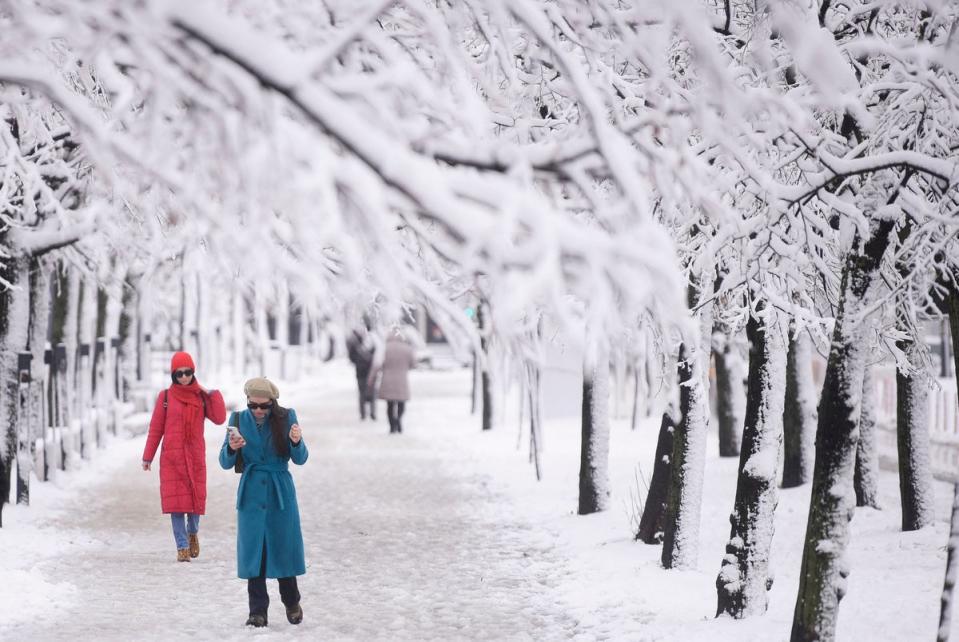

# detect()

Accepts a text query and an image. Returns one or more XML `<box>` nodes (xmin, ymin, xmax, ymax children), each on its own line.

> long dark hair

<box><xmin>268</xmin><ymin>404</ymin><xmax>290</xmax><ymax>458</ymax></box>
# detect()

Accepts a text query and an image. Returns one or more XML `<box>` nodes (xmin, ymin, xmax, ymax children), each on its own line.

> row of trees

<box><xmin>0</xmin><ymin>1</ymin><xmax>957</xmax><ymax>640</ymax></box>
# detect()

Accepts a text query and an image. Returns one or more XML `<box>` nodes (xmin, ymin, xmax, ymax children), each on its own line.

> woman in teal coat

<box><xmin>219</xmin><ymin>377</ymin><xmax>308</xmax><ymax>628</ymax></box>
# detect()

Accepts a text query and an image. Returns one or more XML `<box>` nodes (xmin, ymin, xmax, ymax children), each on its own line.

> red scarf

<box><xmin>169</xmin><ymin>379</ymin><xmax>204</xmax><ymax>438</ymax></box>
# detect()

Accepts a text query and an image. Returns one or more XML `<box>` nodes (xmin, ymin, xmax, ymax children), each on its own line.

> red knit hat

<box><xmin>170</xmin><ymin>351</ymin><xmax>196</xmax><ymax>373</ymax></box>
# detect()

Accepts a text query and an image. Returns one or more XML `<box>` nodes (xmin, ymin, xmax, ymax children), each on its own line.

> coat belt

<box><xmin>236</xmin><ymin>462</ymin><xmax>289</xmax><ymax>511</ymax></box>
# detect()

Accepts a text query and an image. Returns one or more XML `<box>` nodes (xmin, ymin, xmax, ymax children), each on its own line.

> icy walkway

<box><xmin>0</xmin><ymin>364</ymin><xmax>585</xmax><ymax>641</ymax></box>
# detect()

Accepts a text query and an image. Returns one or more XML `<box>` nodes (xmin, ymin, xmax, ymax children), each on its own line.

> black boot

<box><xmin>286</xmin><ymin>603</ymin><xmax>303</xmax><ymax>625</ymax></box>
<box><xmin>245</xmin><ymin>613</ymin><xmax>268</xmax><ymax>627</ymax></box>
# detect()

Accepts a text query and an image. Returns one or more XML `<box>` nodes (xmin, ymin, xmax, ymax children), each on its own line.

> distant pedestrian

<box><xmin>346</xmin><ymin>320</ymin><xmax>382</xmax><ymax>420</ymax></box>
<box><xmin>142</xmin><ymin>351</ymin><xmax>226</xmax><ymax>562</ymax></box>
<box><xmin>368</xmin><ymin>328</ymin><xmax>416</xmax><ymax>434</ymax></box>
<box><xmin>220</xmin><ymin>377</ymin><xmax>309</xmax><ymax>628</ymax></box>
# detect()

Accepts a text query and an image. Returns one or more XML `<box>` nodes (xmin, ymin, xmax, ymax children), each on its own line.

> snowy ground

<box><xmin>1</xmin><ymin>360</ymin><xmax>956</xmax><ymax>641</ymax></box>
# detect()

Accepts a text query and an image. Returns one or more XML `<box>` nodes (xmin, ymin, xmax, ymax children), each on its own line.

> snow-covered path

<box><xmin>1</xmin><ymin>364</ymin><xmax>585</xmax><ymax>641</ymax></box>
<box><xmin>3</xmin><ymin>360</ymin><xmax>956</xmax><ymax>641</ymax></box>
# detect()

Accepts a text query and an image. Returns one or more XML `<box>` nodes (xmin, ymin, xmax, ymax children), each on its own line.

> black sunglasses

<box><xmin>247</xmin><ymin>401</ymin><xmax>273</xmax><ymax>411</ymax></box>
<box><xmin>174</xmin><ymin>369</ymin><xmax>194</xmax><ymax>378</ymax></box>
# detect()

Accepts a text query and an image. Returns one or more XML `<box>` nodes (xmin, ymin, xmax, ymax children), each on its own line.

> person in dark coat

<box><xmin>142</xmin><ymin>351</ymin><xmax>226</xmax><ymax>562</ymax></box>
<box><xmin>345</xmin><ymin>322</ymin><xmax>381</xmax><ymax>420</ymax></box>
<box><xmin>368</xmin><ymin>329</ymin><xmax>416</xmax><ymax>434</ymax></box>
<box><xmin>220</xmin><ymin>377</ymin><xmax>308</xmax><ymax>628</ymax></box>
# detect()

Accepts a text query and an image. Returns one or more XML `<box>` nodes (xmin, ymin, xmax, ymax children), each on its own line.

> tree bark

<box><xmin>662</xmin><ymin>279</ymin><xmax>714</xmax><ymax>569</ymax></box>
<box><xmin>63</xmin><ymin>269</ymin><xmax>80</xmax><ymax>423</ymax></box>
<box><xmin>782</xmin><ymin>331</ymin><xmax>816</xmax><ymax>488</ymax></box>
<box><xmin>791</xmin><ymin>222</ymin><xmax>896</xmax><ymax>642</ymax></box>
<box><xmin>0</xmin><ymin>254</ymin><xmax>31</xmax><ymax>527</ymax></box>
<box><xmin>78</xmin><ymin>274</ymin><xmax>98</xmax><ymax>456</ymax></box>
<box><xmin>854</xmin><ymin>363</ymin><xmax>881</xmax><ymax>508</ymax></box>
<box><xmin>478</xmin><ymin>301</ymin><xmax>492</xmax><ymax>431</ymax></box>
<box><xmin>636</xmin><ymin>408</ymin><xmax>675</xmax><ymax>543</ymax></box>
<box><xmin>714</xmin><ymin>324</ymin><xmax>745</xmax><ymax>457</ymax></box>
<box><xmin>119</xmin><ymin>271</ymin><xmax>140</xmax><ymax>397</ymax></box>
<box><xmin>18</xmin><ymin>256</ymin><xmax>51</xmax><ymax>505</ymax></box>
<box><xmin>579</xmin><ymin>340</ymin><xmax>610</xmax><ymax>514</ymax></box>
<box><xmin>231</xmin><ymin>290</ymin><xmax>245</xmax><ymax>376</ymax></box>
<box><xmin>716</xmin><ymin>308</ymin><xmax>787</xmax><ymax>618</ymax></box>
<box><xmin>896</xmin><ymin>344</ymin><xmax>935</xmax><ymax>531</ymax></box>
<box><xmin>527</xmin><ymin>359</ymin><xmax>543</xmax><ymax>481</ymax></box>
<box><xmin>939</xmin><ymin>483</ymin><xmax>959</xmax><ymax>642</ymax></box>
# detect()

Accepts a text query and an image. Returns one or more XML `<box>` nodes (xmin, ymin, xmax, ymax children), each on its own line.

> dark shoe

<box><xmin>286</xmin><ymin>603</ymin><xmax>303</xmax><ymax>625</ymax></box>
<box><xmin>245</xmin><ymin>613</ymin><xmax>268</xmax><ymax>627</ymax></box>
<box><xmin>176</xmin><ymin>548</ymin><xmax>191</xmax><ymax>562</ymax></box>
<box><xmin>188</xmin><ymin>533</ymin><xmax>199</xmax><ymax>558</ymax></box>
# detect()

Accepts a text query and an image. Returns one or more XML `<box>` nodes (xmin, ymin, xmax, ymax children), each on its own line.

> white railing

<box><xmin>874</xmin><ymin>367</ymin><xmax>959</xmax><ymax>482</ymax></box>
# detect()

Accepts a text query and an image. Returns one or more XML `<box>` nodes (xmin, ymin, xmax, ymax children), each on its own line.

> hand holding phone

<box><xmin>228</xmin><ymin>426</ymin><xmax>246</xmax><ymax>450</ymax></box>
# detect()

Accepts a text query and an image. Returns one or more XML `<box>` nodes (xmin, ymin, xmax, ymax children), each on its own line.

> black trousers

<box><xmin>356</xmin><ymin>374</ymin><xmax>376</xmax><ymax>420</ymax></box>
<box><xmin>387</xmin><ymin>401</ymin><xmax>406</xmax><ymax>433</ymax></box>
<box><xmin>248</xmin><ymin>545</ymin><xmax>300</xmax><ymax>616</ymax></box>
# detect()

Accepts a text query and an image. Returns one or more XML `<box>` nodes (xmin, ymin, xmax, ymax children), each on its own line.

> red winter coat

<box><xmin>142</xmin><ymin>386</ymin><xmax>226</xmax><ymax>514</ymax></box>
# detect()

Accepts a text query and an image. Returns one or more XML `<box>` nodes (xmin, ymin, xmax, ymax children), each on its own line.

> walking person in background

<box><xmin>220</xmin><ymin>377</ymin><xmax>309</xmax><ymax>628</ymax></box>
<box><xmin>346</xmin><ymin>318</ymin><xmax>382</xmax><ymax>420</ymax></box>
<box><xmin>368</xmin><ymin>328</ymin><xmax>416</xmax><ymax>434</ymax></box>
<box><xmin>142</xmin><ymin>351</ymin><xmax>226</xmax><ymax>562</ymax></box>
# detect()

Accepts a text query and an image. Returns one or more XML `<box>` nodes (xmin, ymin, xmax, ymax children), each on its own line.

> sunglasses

<box><xmin>247</xmin><ymin>402</ymin><xmax>273</xmax><ymax>411</ymax></box>
<box><xmin>174</xmin><ymin>369</ymin><xmax>194</xmax><ymax>378</ymax></box>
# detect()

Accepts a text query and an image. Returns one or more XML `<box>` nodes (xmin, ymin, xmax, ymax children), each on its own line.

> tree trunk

<box><xmin>896</xmin><ymin>347</ymin><xmax>934</xmax><ymax>531</ymax></box>
<box><xmin>528</xmin><ymin>360</ymin><xmax>543</xmax><ymax>481</ymax></box>
<box><xmin>103</xmin><ymin>263</ymin><xmax>125</xmax><ymax>423</ymax></box>
<box><xmin>791</xmin><ymin>221</ymin><xmax>896</xmax><ymax>642</ymax></box>
<box><xmin>274</xmin><ymin>280</ymin><xmax>289</xmax><ymax>378</ymax></box>
<box><xmin>714</xmin><ymin>325</ymin><xmax>745</xmax><ymax>457</ymax></box>
<box><xmin>662</xmin><ymin>281</ymin><xmax>714</xmax><ymax>569</ymax></box>
<box><xmin>119</xmin><ymin>271</ymin><xmax>140</xmax><ymax>397</ymax></box>
<box><xmin>939</xmin><ymin>483</ymin><xmax>959</xmax><ymax>642</ymax></box>
<box><xmin>18</xmin><ymin>256</ymin><xmax>51</xmax><ymax>505</ymax></box>
<box><xmin>637</xmin><ymin>407</ymin><xmax>675</xmax><ymax>543</ymax></box>
<box><xmin>949</xmin><ymin>284</ymin><xmax>959</xmax><ymax>406</ymax></box>
<box><xmin>716</xmin><ymin>308</ymin><xmax>787</xmax><ymax>618</ymax></box>
<box><xmin>579</xmin><ymin>340</ymin><xmax>610</xmax><ymax>514</ymax></box>
<box><xmin>0</xmin><ymin>254</ymin><xmax>31</xmax><ymax>527</ymax></box>
<box><xmin>63</xmin><ymin>269</ymin><xmax>80</xmax><ymax>423</ymax></box>
<box><xmin>478</xmin><ymin>302</ymin><xmax>492</xmax><ymax>431</ymax></box>
<box><xmin>78</xmin><ymin>274</ymin><xmax>98</xmax><ymax>456</ymax></box>
<box><xmin>231</xmin><ymin>290</ymin><xmax>245</xmax><ymax>376</ymax></box>
<box><xmin>854</xmin><ymin>363</ymin><xmax>881</xmax><ymax>508</ymax></box>
<box><xmin>254</xmin><ymin>292</ymin><xmax>269</xmax><ymax>374</ymax></box>
<box><xmin>782</xmin><ymin>331</ymin><xmax>816</xmax><ymax>488</ymax></box>
<box><xmin>471</xmin><ymin>349</ymin><xmax>478</xmax><ymax>415</ymax></box>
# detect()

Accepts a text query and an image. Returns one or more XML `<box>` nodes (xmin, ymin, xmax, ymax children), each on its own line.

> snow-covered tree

<box><xmin>578</xmin><ymin>333</ymin><xmax>610</xmax><ymax>515</ymax></box>
<box><xmin>716</xmin><ymin>302</ymin><xmax>787</xmax><ymax>618</ymax></box>
<box><xmin>713</xmin><ymin>316</ymin><xmax>746</xmax><ymax>458</ymax></box>
<box><xmin>854</xmin><ymin>362</ymin><xmax>881</xmax><ymax>509</ymax></box>
<box><xmin>782</xmin><ymin>331</ymin><xmax>816</xmax><ymax>488</ymax></box>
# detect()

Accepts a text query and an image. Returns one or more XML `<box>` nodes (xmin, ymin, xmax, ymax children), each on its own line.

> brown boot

<box><xmin>177</xmin><ymin>548</ymin><xmax>191</xmax><ymax>562</ymax></box>
<box><xmin>188</xmin><ymin>533</ymin><xmax>200</xmax><ymax>558</ymax></box>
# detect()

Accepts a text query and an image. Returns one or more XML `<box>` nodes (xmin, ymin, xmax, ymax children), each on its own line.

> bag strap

<box><xmin>162</xmin><ymin>389</ymin><xmax>169</xmax><ymax>428</ymax></box>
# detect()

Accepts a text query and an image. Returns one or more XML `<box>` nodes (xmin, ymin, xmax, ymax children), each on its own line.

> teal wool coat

<box><xmin>219</xmin><ymin>408</ymin><xmax>308</xmax><ymax>579</ymax></box>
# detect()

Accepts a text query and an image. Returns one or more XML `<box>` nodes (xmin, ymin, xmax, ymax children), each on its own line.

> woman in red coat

<box><xmin>142</xmin><ymin>352</ymin><xmax>226</xmax><ymax>562</ymax></box>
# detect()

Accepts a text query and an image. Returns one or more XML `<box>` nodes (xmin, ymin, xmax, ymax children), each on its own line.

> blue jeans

<box><xmin>170</xmin><ymin>513</ymin><xmax>200</xmax><ymax>549</ymax></box>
